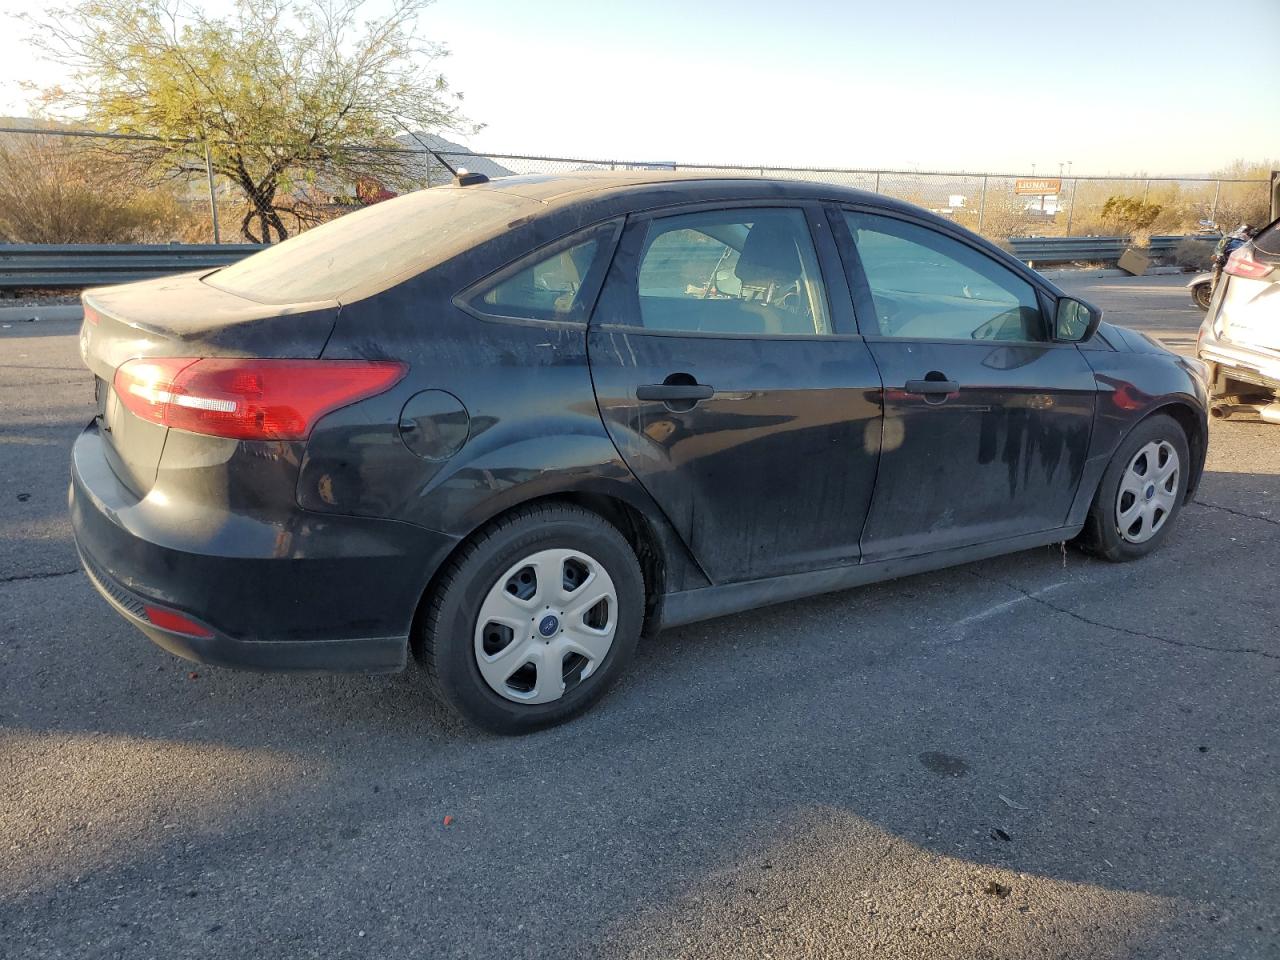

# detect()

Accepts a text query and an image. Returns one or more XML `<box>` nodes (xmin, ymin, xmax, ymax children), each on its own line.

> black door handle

<box><xmin>636</xmin><ymin>384</ymin><xmax>715</xmax><ymax>402</ymax></box>
<box><xmin>903</xmin><ymin>378</ymin><xmax>959</xmax><ymax>395</ymax></box>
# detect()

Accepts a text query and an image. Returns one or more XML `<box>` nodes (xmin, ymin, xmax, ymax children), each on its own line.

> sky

<box><xmin>2</xmin><ymin>0</ymin><xmax>1276</xmax><ymax>176</ymax></box>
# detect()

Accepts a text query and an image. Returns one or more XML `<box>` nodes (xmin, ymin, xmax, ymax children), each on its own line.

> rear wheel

<box><xmin>1192</xmin><ymin>282</ymin><xmax>1213</xmax><ymax>310</ymax></box>
<box><xmin>420</xmin><ymin>504</ymin><xmax>644</xmax><ymax>733</ymax></box>
<box><xmin>1076</xmin><ymin>414</ymin><xmax>1189</xmax><ymax>561</ymax></box>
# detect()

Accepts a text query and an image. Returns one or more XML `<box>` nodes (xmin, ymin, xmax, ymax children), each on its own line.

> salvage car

<box><xmin>71</xmin><ymin>172</ymin><xmax>1209</xmax><ymax>732</ymax></box>
<box><xmin>1197</xmin><ymin>216</ymin><xmax>1280</xmax><ymax>422</ymax></box>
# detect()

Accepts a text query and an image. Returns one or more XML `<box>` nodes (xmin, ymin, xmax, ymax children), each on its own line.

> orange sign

<box><xmin>1015</xmin><ymin>178</ymin><xmax>1062</xmax><ymax>195</ymax></box>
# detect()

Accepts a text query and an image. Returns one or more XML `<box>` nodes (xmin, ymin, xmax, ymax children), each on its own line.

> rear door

<box><xmin>831</xmin><ymin>207</ymin><xmax>1097</xmax><ymax>562</ymax></box>
<box><xmin>587</xmin><ymin>202</ymin><xmax>883</xmax><ymax>584</ymax></box>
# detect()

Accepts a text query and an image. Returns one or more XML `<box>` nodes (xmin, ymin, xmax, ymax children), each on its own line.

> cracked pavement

<box><xmin>1</xmin><ymin>274</ymin><xmax>1277</xmax><ymax>959</ymax></box>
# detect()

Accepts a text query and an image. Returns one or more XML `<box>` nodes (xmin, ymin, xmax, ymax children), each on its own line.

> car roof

<box><xmin>456</xmin><ymin>170</ymin><xmax>890</xmax><ymax>209</ymax></box>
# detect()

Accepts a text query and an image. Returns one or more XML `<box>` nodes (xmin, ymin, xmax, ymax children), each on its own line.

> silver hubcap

<box><xmin>474</xmin><ymin>548</ymin><xmax>618</xmax><ymax>704</ymax></box>
<box><xmin>1116</xmin><ymin>440</ymin><xmax>1180</xmax><ymax>544</ymax></box>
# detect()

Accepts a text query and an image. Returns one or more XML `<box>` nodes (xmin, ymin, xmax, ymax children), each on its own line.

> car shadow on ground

<box><xmin>2</xmin><ymin>468</ymin><xmax>1277</xmax><ymax>957</ymax></box>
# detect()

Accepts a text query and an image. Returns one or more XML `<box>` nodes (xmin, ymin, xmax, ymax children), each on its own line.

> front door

<box><xmin>587</xmin><ymin>203</ymin><xmax>883</xmax><ymax>584</ymax></box>
<box><xmin>833</xmin><ymin>208</ymin><xmax>1097</xmax><ymax>562</ymax></box>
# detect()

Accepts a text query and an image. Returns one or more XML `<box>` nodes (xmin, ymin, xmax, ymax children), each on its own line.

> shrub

<box><xmin>1101</xmin><ymin>196</ymin><xmax>1162</xmax><ymax>235</ymax></box>
<box><xmin>0</xmin><ymin>133</ymin><xmax>193</xmax><ymax>243</ymax></box>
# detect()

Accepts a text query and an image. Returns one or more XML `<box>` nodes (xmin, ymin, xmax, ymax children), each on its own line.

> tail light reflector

<box><xmin>113</xmin><ymin>358</ymin><xmax>406</xmax><ymax>440</ymax></box>
<box><xmin>1224</xmin><ymin>246</ymin><xmax>1271</xmax><ymax>280</ymax></box>
<box><xmin>143</xmin><ymin>604</ymin><xmax>214</xmax><ymax>639</ymax></box>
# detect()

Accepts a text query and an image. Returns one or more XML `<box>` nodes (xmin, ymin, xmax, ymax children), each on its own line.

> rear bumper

<box><xmin>70</xmin><ymin>420</ymin><xmax>458</xmax><ymax>672</ymax></box>
<box><xmin>1199</xmin><ymin>333</ymin><xmax>1280</xmax><ymax>394</ymax></box>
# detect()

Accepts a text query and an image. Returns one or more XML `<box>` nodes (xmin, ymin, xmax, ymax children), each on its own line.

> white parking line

<box><xmin>946</xmin><ymin>579</ymin><xmax>1078</xmax><ymax>645</ymax></box>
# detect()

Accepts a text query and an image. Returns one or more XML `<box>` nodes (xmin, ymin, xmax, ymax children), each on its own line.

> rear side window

<box><xmin>463</xmin><ymin>221</ymin><xmax>618</xmax><ymax>323</ymax></box>
<box><xmin>478</xmin><ymin>238</ymin><xmax>600</xmax><ymax>321</ymax></box>
<box><xmin>1252</xmin><ymin>217</ymin><xmax>1280</xmax><ymax>257</ymax></box>
<box><xmin>624</xmin><ymin>208</ymin><xmax>832</xmax><ymax>336</ymax></box>
<box><xmin>846</xmin><ymin>212</ymin><xmax>1045</xmax><ymax>342</ymax></box>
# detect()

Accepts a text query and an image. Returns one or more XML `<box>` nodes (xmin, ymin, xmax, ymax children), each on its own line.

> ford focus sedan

<box><xmin>71</xmin><ymin>172</ymin><xmax>1208</xmax><ymax>733</ymax></box>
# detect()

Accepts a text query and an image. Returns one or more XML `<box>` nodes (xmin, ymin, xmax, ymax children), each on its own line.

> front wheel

<box><xmin>1076</xmin><ymin>414</ymin><xmax>1190</xmax><ymax>562</ymax></box>
<box><xmin>420</xmin><ymin>504</ymin><xmax>644</xmax><ymax>734</ymax></box>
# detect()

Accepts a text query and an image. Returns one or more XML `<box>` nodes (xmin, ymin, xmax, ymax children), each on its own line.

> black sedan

<box><xmin>71</xmin><ymin>172</ymin><xmax>1208</xmax><ymax>732</ymax></box>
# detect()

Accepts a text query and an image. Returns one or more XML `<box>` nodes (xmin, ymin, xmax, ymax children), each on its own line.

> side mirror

<box><xmin>1054</xmin><ymin>297</ymin><xmax>1102</xmax><ymax>342</ymax></box>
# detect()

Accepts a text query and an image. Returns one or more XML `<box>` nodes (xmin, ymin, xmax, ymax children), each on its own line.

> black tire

<box><xmin>1075</xmin><ymin>414</ymin><xmax>1190</xmax><ymax>562</ymax></box>
<box><xmin>420</xmin><ymin>503</ymin><xmax>644</xmax><ymax>734</ymax></box>
<box><xmin>1192</xmin><ymin>282</ymin><xmax>1213</xmax><ymax>311</ymax></box>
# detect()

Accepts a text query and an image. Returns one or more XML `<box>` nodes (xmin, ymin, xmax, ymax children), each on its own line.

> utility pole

<box><xmin>977</xmin><ymin>175</ymin><xmax>988</xmax><ymax>234</ymax></box>
<box><xmin>203</xmin><ymin>141</ymin><xmax>221</xmax><ymax>244</ymax></box>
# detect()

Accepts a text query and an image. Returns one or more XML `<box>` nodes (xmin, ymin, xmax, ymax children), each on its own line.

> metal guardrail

<box><xmin>1008</xmin><ymin>234</ymin><xmax>1218</xmax><ymax>263</ymax></box>
<box><xmin>0</xmin><ymin>243</ymin><xmax>265</xmax><ymax>289</ymax></box>
<box><xmin>0</xmin><ymin>235</ymin><xmax>1218</xmax><ymax>289</ymax></box>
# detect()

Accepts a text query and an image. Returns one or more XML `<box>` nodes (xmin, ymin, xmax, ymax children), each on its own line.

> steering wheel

<box><xmin>775</xmin><ymin>281</ymin><xmax>802</xmax><ymax>311</ymax></box>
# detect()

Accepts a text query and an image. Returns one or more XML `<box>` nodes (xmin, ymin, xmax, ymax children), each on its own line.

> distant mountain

<box><xmin>392</xmin><ymin>132</ymin><xmax>517</xmax><ymax>183</ymax></box>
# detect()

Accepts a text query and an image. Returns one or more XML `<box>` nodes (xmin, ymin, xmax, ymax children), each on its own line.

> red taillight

<box><xmin>113</xmin><ymin>358</ymin><xmax>406</xmax><ymax>440</ymax></box>
<box><xmin>84</xmin><ymin>304</ymin><xmax>100</xmax><ymax>325</ymax></box>
<box><xmin>143</xmin><ymin>604</ymin><xmax>214</xmax><ymax>639</ymax></box>
<box><xmin>1224</xmin><ymin>245</ymin><xmax>1271</xmax><ymax>280</ymax></box>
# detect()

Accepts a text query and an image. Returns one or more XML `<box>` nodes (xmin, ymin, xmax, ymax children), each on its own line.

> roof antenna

<box><xmin>391</xmin><ymin>115</ymin><xmax>458</xmax><ymax>177</ymax></box>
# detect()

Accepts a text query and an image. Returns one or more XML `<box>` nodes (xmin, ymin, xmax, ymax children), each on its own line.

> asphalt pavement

<box><xmin>1</xmin><ymin>274</ymin><xmax>1277</xmax><ymax>959</ymax></box>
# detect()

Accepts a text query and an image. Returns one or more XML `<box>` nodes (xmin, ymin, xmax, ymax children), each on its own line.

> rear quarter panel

<box><xmin>302</xmin><ymin>267</ymin><xmax>709</xmax><ymax>595</ymax></box>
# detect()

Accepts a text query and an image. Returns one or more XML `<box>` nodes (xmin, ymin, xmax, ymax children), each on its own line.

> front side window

<box><xmin>477</xmin><ymin>237</ymin><xmax>600</xmax><ymax>321</ymax></box>
<box><xmin>629</xmin><ymin>208</ymin><xmax>832</xmax><ymax>336</ymax></box>
<box><xmin>845</xmin><ymin>212</ymin><xmax>1045</xmax><ymax>342</ymax></box>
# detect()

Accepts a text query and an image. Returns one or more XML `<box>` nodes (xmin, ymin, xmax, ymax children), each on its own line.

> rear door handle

<box><xmin>636</xmin><ymin>384</ymin><xmax>715</xmax><ymax>402</ymax></box>
<box><xmin>903</xmin><ymin>378</ymin><xmax>959</xmax><ymax>395</ymax></box>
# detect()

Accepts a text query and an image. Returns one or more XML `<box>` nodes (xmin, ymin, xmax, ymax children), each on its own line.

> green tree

<box><xmin>25</xmin><ymin>0</ymin><xmax>469</xmax><ymax>241</ymax></box>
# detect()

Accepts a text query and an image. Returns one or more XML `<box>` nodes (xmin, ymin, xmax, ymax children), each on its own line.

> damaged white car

<box><xmin>1198</xmin><ymin>216</ymin><xmax>1280</xmax><ymax>423</ymax></box>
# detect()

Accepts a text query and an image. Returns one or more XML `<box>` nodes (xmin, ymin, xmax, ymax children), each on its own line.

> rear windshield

<box><xmin>1253</xmin><ymin>217</ymin><xmax>1280</xmax><ymax>257</ymax></box>
<box><xmin>206</xmin><ymin>187</ymin><xmax>537</xmax><ymax>304</ymax></box>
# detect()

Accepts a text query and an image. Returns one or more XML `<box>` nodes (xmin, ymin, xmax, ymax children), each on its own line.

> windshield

<box><xmin>206</xmin><ymin>187</ymin><xmax>538</xmax><ymax>304</ymax></box>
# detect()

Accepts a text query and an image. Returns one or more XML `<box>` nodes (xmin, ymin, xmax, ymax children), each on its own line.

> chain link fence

<box><xmin>0</xmin><ymin>125</ymin><xmax>1271</xmax><ymax>247</ymax></box>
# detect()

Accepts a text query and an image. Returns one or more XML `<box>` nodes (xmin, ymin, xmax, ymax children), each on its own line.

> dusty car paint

<box><xmin>70</xmin><ymin>173</ymin><xmax>1209</xmax><ymax>672</ymax></box>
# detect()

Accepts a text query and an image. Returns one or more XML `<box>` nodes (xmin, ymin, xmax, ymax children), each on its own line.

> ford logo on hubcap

<box><xmin>538</xmin><ymin>614</ymin><xmax>559</xmax><ymax>637</ymax></box>
<box><xmin>1145</xmin><ymin>484</ymin><xmax>1156</xmax><ymax>500</ymax></box>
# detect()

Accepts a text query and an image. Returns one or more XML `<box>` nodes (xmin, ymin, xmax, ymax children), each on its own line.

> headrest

<box><xmin>735</xmin><ymin>222</ymin><xmax>801</xmax><ymax>287</ymax></box>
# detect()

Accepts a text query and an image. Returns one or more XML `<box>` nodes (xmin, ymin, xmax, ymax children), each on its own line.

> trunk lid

<box><xmin>80</xmin><ymin>271</ymin><xmax>340</xmax><ymax>497</ymax></box>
